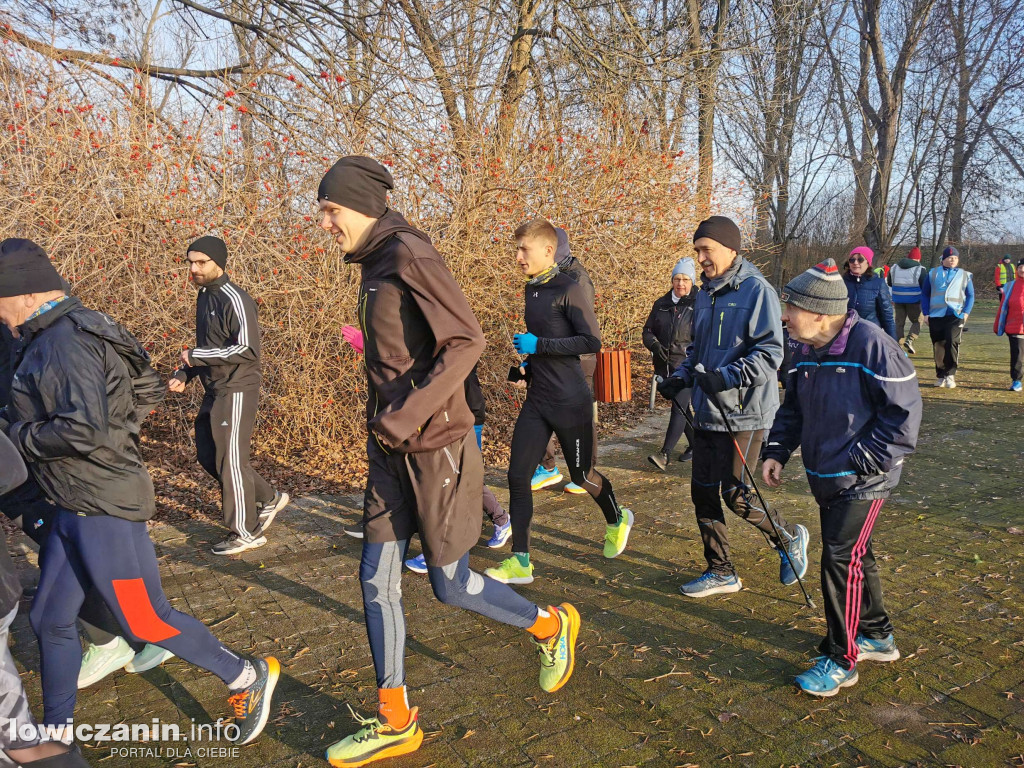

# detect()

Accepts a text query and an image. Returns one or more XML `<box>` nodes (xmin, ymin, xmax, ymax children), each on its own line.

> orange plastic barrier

<box><xmin>594</xmin><ymin>349</ymin><xmax>632</xmax><ymax>403</ymax></box>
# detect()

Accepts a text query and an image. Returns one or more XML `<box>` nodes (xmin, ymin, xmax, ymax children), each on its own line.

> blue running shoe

<box><xmin>679</xmin><ymin>571</ymin><xmax>742</xmax><ymax>598</ymax></box>
<box><xmin>1011</xmin><ymin>380</ymin><xmax>1022</xmax><ymax>392</ymax></box>
<box><xmin>779</xmin><ymin>524</ymin><xmax>810</xmax><ymax>586</ymax></box>
<box><xmin>855</xmin><ymin>633</ymin><xmax>900</xmax><ymax>662</ymax></box>
<box><xmin>531</xmin><ymin>466</ymin><xmax>563</xmax><ymax>491</ymax></box>
<box><xmin>404</xmin><ymin>554</ymin><xmax>427</xmax><ymax>574</ymax></box>
<box><xmin>486</xmin><ymin>521</ymin><xmax>512</xmax><ymax>548</ymax></box>
<box><xmin>795</xmin><ymin>656</ymin><xmax>858</xmax><ymax>697</ymax></box>
<box><xmin>563</xmin><ymin>482</ymin><xmax>586</xmax><ymax>494</ymax></box>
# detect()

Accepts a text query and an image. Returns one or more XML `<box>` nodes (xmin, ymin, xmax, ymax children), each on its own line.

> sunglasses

<box><xmin>849</xmin><ymin>257</ymin><xmax>866</xmax><ymax>264</ymax></box>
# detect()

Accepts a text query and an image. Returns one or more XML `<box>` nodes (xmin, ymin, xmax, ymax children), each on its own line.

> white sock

<box><xmin>536</xmin><ymin>608</ymin><xmax>550</xmax><ymax>619</ymax></box>
<box><xmin>229</xmin><ymin>660</ymin><xmax>257</xmax><ymax>690</ymax></box>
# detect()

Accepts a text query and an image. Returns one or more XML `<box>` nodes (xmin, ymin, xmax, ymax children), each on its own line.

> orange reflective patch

<box><xmin>111</xmin><ymin>578</ymin><xmax>180</xmax><ymax>643</ymax></box>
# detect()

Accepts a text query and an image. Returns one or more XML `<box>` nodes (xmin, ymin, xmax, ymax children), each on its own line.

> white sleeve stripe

<box><xmin>191</xmin><ymin>346</ymin><xmax>246</xmax><ymax>358</ymax></box>
<box><xmin>872</xmin><ymin>371</ymin><xmax>918</xmax><ymax>382</ymax></box>
<box><xmin>220</xmin><ymin>283</ymin><xmax>251</xmax><ymax>349</ymax></box>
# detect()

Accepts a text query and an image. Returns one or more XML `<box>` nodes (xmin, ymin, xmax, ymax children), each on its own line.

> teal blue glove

<box><xmin>513</xmin><ymin>333</ymin><xmax>538</xmax><ymax>354</ymax></box>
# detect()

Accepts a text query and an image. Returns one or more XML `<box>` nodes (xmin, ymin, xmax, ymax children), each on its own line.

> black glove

<box><xmin>651</xmin><ymin>342</ymin><xmax>668</xmax><ymax>365</ymax></box>
<box><xmin>696</xmin><ymin>368</ymin><xmax>729</xmax><ymax>394</ymax></box>
<box><xmin>657</xmin><ymin>376</ymin><xmax>687</xmax><ymax>400</ymax></box>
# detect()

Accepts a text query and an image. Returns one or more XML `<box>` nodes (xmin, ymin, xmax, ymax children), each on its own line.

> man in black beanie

<box><xmin>317</xmin><ymin>157</ymin><xmax>580</xmax><ymax>767</ymax></box>
<box><xmin>168</xmin><ymin>236</ymin><xmax>288</xmax><ymax>554</ymax></box>
<box><xmin>658</xmin><ymin>216</ymin><xmax>809</xmax><ymax>598</ymax></box>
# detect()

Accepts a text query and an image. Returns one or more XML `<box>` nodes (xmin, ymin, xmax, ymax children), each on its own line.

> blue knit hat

<box><xmin>672</xmin><ymin>257</ymin><xmax>697</xmax><ymax>283</ymax></box>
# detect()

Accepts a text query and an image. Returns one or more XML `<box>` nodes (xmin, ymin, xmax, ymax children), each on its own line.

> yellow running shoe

<box><xmin>325</xmin><ymin>706</ymin><xmax>423</xmax><ymax>767</ymax></box>
<box><xmin>533</xmin><ymin>603</ymin><xmax>581</xmax><ymax>693</ymax></box>
<box><xmin>603</xmin><ymin>507</ymin><xmax>634</xmax><ymax>558</ymax></box>
<box><xmin>484</xmin><ymin>556</ymin><xmax>534</xmax><ymax>584</ymax></box>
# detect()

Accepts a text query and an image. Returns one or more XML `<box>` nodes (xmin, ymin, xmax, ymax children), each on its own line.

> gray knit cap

<box><xmin>672</xmin><ymin>257</ymin><xmax>697</xmax><ymax>282</ymax></box>
<box><xmin>780</xmin><ymin>258</ymin><xmax>849</xmax><ymax>316</ymax></box>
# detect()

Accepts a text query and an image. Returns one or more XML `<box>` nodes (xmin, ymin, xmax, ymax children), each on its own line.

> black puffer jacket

<box><xmin>3</xmin><ymin>298</ymin><xmax>165</xmax><ymax>521</ymax></box>
<box><xmin>642</xmin><ymin>290</ymin><xmax>695</xmax><ymax>378</ymax></box>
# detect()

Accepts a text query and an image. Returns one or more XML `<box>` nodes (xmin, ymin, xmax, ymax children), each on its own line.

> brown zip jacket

<box><xmin>346</xmin><ymin>210</ymin><xmax>485</xmax><ymax>453</ymax></box>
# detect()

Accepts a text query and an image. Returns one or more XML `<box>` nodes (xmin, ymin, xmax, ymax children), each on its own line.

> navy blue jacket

<box><xmin>844</xmin><ymin>270</ymin><xmax>896</xmax><ymax>339</ymax></box>
<box><xmin>763</xmin><ymin>312</ymin><xmax>921</xmax><ymax>504</ymax></box>
<box><xmin>673</xmin><ymin>257</ymin><xmax>783</xmax><ymax>432</ymax></box>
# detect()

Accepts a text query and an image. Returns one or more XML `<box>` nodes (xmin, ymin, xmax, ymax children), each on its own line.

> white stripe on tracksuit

<box><xmin>229</xmin><ymin>391</ymin><xmax>250</xmax><ymax>538</ymax></box>
<box><xmin>191</xmin><ymin>284</ymin><xmax>252</xmax><ymax>360</ymax></box>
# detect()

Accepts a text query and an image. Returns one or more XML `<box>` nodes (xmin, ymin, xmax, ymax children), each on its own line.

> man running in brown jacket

<box><xmin>316</xmin><ymin>157</ymin><xmax>581</xmax><ymax>767</ymax></box>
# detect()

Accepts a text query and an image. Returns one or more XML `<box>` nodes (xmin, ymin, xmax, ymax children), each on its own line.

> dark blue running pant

<box><xmin>30</xmin><ymin>510</ymin><xmax>246</xmax><ymax>726</ymax></box>
<box><xmin>360</xmin><ymin>540</ymin><xmax>538</xmax><ymax>688</ymax></box>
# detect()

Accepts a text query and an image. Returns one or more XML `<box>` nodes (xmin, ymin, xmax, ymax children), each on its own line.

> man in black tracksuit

<box><xmin>485</xmin><ymin>218</ymin><xmax>634</xmax><ymax>586</ymax></box>
<box><xmin>170</xmin><ymin>236</ymin><xmax>287</xmax><ymax>555</ymax></box>
<box><xmin>533</xmin><ymin>228</ymin><xmax>598</xmax><ymax>493</ymax></box>
<box><xmin>0</xmin><ymin>238</ymin><xmax>277</xmax><ymax>744</ymax></box>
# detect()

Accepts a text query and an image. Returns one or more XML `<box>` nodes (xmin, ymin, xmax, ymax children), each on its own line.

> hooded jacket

<box><xmin>3</xmin><ymin>298</ymin><xmax>164</xmax><ymax>521</ymax></box>
<box><xmin>764</xmin><ymin>312</ymin><xmax>922</xmax><ymax>503</ymax></box>
<box><xmin>843</xmin><ymin>269</ymin><xmax>896</xmax><ymax>339</ymax></box>
<box><xmin>556</xmin><ymin>238</ymin><xmax>598</xmax><ymax>380</ymax></box>
<box><xmin>643</xmin><ymin>290</ymin><xmax>695</xmax><ymax>377</ymax></box>
<box><xmin>348</xmin><ymin>210</ymin><xmax>484</xmax><ymax>453</ymax></box>
<box><xmin>672</xmin><ymin>257</ymin><xmax>784</xmax><ymax>432</ymax></box>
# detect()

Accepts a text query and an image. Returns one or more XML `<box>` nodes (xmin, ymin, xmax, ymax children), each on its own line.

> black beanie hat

<box><xmin>693</xmin><ymin>216</ymin><xmax>742</xmax><ymax>253</ymax></box>
<box><xmin>0</xmin><ymin>238</ymin><xmax>64</xmax><ymax>298</ymax></box>
<box><xmin>317</xmin><ymin>156</ymin><xmax>394</xmax><ymax>218</ymax></box>
<box><xmin>187</xmin><ymin>236</ymin><xmax>228</xmax><ymax>269</ymax></box>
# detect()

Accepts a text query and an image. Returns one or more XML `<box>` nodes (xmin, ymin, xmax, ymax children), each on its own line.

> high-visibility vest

<box><xmin>995</xmin><ymin>263</ymin><xmax>1014</xmax><ymax>286</ymax></box>
<box><xmin>890</xmin><ymin>264</ymin><xmax>923</xmax><ymax>303</ymax></box>
<box><xmin>929</xmin><ymin>267</ymin><xmax>969</xmax><ymax>316</ymax></box>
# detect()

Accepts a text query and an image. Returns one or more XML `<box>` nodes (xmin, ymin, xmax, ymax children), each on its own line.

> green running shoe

<box><xmin>533</xmin><ymin>603</ymin><xmax>581</xmax><ymax>693</ymax></box>
<box><xmin>603</xmin><ymin>507</ymin><xmax>634</xmax><ymax>558</ymax></box>
<box><xmin>484</xmin><ymin>556</ymin><xmax>534</xmax><ymax>584</ymax></box>
<box><xmin>326</xmin><ymin>706</ymin><xmax>423</xmax><ymax>767</ymax></box>
<box><xmin>78</xmin><ymin>637</ymin><xmax>135</xmax><ymax>689</ymax></box>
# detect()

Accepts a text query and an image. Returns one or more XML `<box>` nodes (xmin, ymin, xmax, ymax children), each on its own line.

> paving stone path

<box><xmin>7</xmin><ymin>303</ymin><xmax>1022</xmax><ymax>767</ymax></box>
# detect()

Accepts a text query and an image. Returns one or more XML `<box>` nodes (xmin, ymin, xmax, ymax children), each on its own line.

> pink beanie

<box><xmin>849</xmin><ymin>246</ymin><xmax>874</xmax><ymax>266</ymax></box>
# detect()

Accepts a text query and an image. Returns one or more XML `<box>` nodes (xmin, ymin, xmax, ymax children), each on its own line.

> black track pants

<box><xmin>661</xmin><ymin>387</ymin><xmax>695</xmax><ymax>455</ymax></box>
<box><xmin>509</xmin><ymin>395</ymin><xmax>619</xmax><ymax>553</ymax></box>
<box><xmin>195</xmin><ymin>390</ymin><xmax>274</xmax><ymax>538</ymax></box>
<box><xmin>928</xmin><ymin>314</ymin><xmax>964</xmax><ymax>377</ymax></box>
<box><xmin>690</xmin><ymin>428</ymin><xmax>796</xmax><ymax>575</ymax></box>
<box><xmin>817</xmin><ymin>497</ymin><xmax>893</xmax><ymax>669</ymax></box>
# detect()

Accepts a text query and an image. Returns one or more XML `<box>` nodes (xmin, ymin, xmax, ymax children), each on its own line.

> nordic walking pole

<box><xmin>693</xmin><ymin>364</ymin><xmax>816</xmax><ymax>609</ymax></box>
